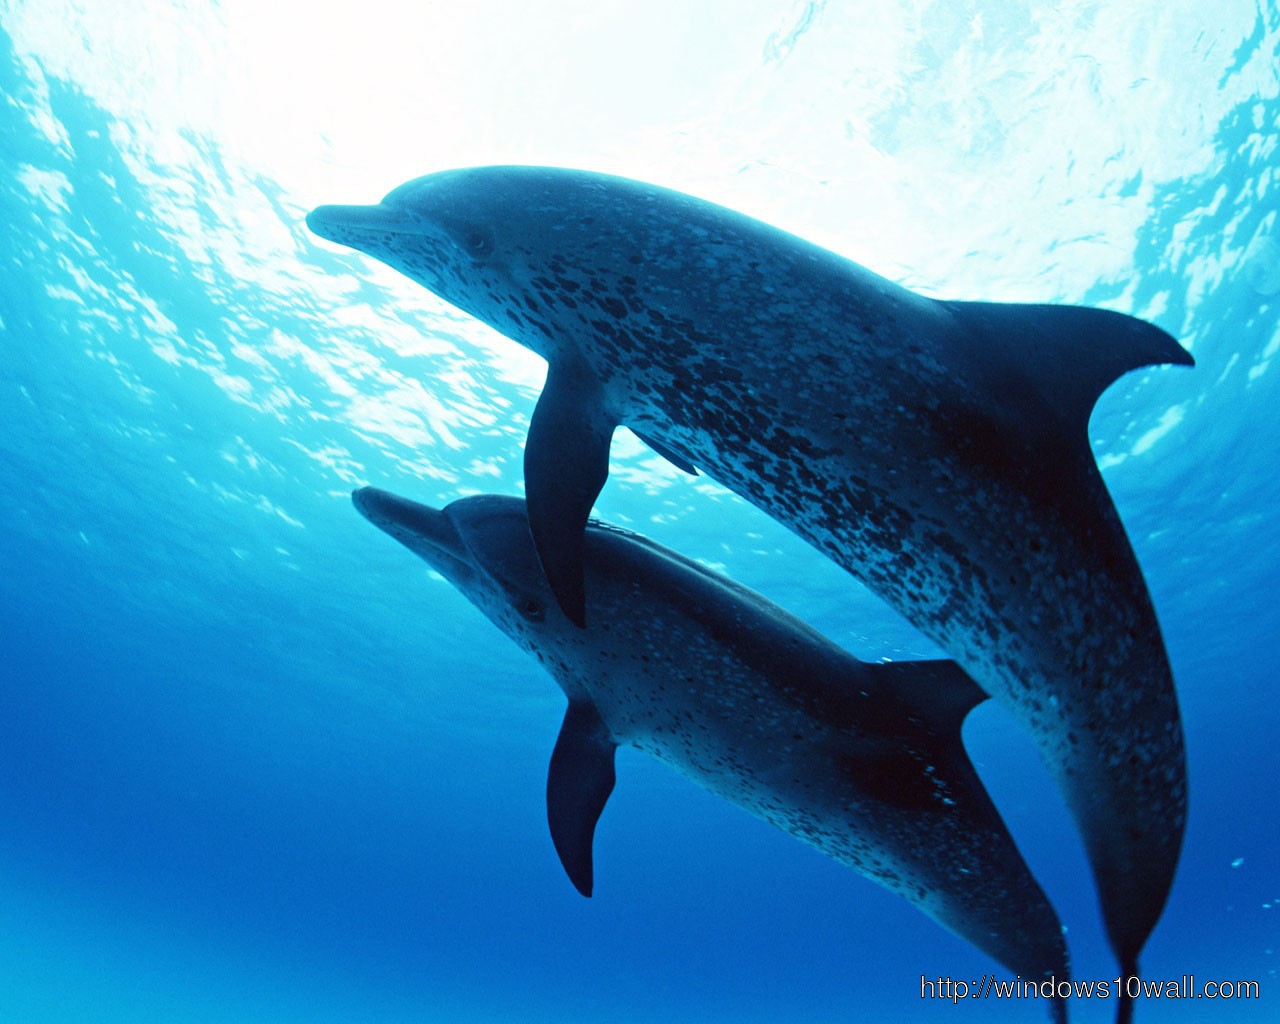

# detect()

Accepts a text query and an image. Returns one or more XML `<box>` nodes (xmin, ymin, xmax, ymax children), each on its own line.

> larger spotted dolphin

<box><xmin>307</xmin><ymin>167</ymin><xmax>1189</xmax><ymax>989</ymax></box>
<box><xmin>353</xmin><ymin>487</ymin><xmax>1070</xmax><ymax>1019</ymax></box>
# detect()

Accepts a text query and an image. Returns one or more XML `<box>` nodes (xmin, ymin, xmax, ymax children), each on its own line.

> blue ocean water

<box><xmin>1</xmin><ymin>2</ymin><xmax>1277</xmax><ymax>1022</ymax></box>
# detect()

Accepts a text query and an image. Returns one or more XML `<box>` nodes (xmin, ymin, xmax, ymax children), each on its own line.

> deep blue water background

<box><xmin>2</xmin><ymin>3</ymin><xmax>1278</xmax><ymax>1021</ymax></box>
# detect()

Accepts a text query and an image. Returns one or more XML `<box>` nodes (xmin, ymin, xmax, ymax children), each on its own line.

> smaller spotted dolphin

<box><xmin>307</xmin><ymin>170</ymin><xmax>1189</xmax><ymax>994</ymax></box>
<box><xmin>353</xmin><ymin>487</ymin><xmax>1069</xmax><ymax>1019</ymax></box>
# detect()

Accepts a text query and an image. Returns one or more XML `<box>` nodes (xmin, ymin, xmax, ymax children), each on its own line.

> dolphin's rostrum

<box><xmin>309</xmin><ymin>167</ymin><xmax>1188</xmax><ymax>997</ymax></box>
<box><xmin>353</xmin><ymin>487</ymin><xmax>1070</xmax><ymax>1020</ymax></box>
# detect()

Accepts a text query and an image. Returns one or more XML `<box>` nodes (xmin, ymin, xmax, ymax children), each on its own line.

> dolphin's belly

<box><xmin>634</xmin><ymin>377</ymin><xmax>1186</xmax><ymax>961</ymax></box>
<box><xmin>571</xmin><ymin>621</ymin><xmax>957</xmax><ymax>886</ymax></box>
<box><xmin>610</xmin><ymin>690</ymin><xmax>913</xmax><ymax>887</ymax></box>
<box><xmin>596</xmin><ymin>668</ymin><xmax>1039</xmax><ymax>938</ymax></box>
<box><xmin>629</xmin><ymin>370</ymin><xmax>1175</xmax><ymax>737</ymax></box>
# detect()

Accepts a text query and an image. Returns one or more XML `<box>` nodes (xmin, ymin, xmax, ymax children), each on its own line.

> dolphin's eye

<box><xmin>517</xmin><ymin>596</ymin><xmax>545</xmax><ymax>622</ymax></box>
<box><xmin>458</xmin><ymin>226</ymin><xmax>494</xmax><ymax>259</ymax></box>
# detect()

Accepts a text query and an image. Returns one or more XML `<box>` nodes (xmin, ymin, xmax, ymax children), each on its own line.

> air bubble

<box><xmin>1244</xmin><ymin>234</ymin><xmax>1280</xmax><ymax>295</ymax></box>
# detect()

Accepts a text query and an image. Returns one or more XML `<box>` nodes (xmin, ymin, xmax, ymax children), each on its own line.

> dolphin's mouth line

<box><xmin>306</xmin><ymin>204</ymin><xmax>420</xmax><ymax>242</ymax></box>
<box><xmin>352</xmin><ymin>487</ymin><xmax>472</xmax><ymax>579</ymax></box>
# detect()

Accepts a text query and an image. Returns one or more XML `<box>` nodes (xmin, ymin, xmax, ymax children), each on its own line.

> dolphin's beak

<box><xmin>352</xmin><ymin>487</ymin><xmax>471</xmax><ymax>579</ymax></box>
<box><xmin>306</xmin><ymin>203</ymin><xmax>403</xmax><ymax>244</ymax></box>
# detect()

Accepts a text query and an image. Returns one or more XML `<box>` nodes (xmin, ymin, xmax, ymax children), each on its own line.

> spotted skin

<box><xmin>353</xmin><ymin>488</ymin><xmax>1070</xmax><ymax>1014</ymax></box>
<box><xmin>308</xmin><ymin>167</ymin><xmax>1190</xmax><ymax>982</ymax></box>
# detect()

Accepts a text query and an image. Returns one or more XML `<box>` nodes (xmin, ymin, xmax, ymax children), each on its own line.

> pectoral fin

<box><xmin>525</xmin><ymin>359</ymin><xmax>615</xmax><ymax>627</ymax></box>
<box><xmin>547</xmin><ymin>700</ymin><xmax>617</xmax><ymax>897</ymax></box>
<box><xmin>633</xmin><ymin>429</ymin><xmax>698</xmax><ymax>476</ymax></box>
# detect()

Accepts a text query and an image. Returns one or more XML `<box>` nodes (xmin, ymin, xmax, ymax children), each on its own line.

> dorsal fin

<box><xmin>546</xmin><ymin>700</ymin><xmax>617</xmax><ymax>897</ymax></box>
<box><xmin>948</xmin><ymin>301</ymin><xmax>1193</xmax><ymax>430</ymax></box>
<box><xmin>830</xmin><ymin>659</ymin><xmax>989</xmax><ymax>810</ymax></box>
<box><xmin>872</xmin><ymin>659</ymin><xmax>988</xmax><ymax>739</ymax></box>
